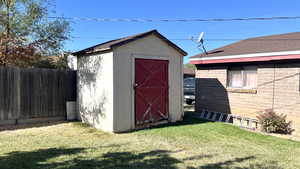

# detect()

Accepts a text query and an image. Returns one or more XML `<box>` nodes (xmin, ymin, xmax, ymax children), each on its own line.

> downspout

<box><xmin>271</xmin><ymin>63</ymin><xmax>276</xmax><ymax>110</ymax></box>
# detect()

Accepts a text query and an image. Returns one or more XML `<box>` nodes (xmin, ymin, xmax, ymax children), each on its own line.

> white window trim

<box><xmin>227</xmin><ymin>67</ymin><xmax>257</xmax><ymax>89</ymax></box>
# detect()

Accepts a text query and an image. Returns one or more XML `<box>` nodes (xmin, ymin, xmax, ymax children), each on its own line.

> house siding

<box><xmin>196</xmin><ymin>62</ymin><xmax>300</xmax><ymax>136</ymax></box>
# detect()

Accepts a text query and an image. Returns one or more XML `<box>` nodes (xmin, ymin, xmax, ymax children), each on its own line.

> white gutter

<box><xmin>189</xmin><ymin>50</ymin><xmax>300</xmax><ymax>61</ymax></box>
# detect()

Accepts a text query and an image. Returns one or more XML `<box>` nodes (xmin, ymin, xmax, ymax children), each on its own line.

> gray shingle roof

<box><xmin>191</xmin><ymin>32</ymin><xmax>300</xmax><ymax>58</ymax></box>
<box><xmin>73</xmin><ymin>30</ymin><xmax>187</xmax><ymax>56</ymax></box>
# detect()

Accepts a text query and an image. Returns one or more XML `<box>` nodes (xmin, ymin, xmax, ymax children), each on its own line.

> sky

<box><xmin>53</xmin><ymin>0</ymin><xmax>300</xmax><ymax>63</ymax></box>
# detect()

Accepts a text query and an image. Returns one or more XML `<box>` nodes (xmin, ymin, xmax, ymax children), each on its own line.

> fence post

<box><xmin>16</xmin><ymin>67</ymin><xmax>21</xmax><ymax>124</ymax></box>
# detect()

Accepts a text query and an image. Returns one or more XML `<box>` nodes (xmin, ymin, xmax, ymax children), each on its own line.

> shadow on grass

<box><xmin>0</xmin><ymin>148</ymin><xmax>84</xmax><ymax>169</ymax></box>
<box><xmin>0</xmin><ymin>148</ymin><xmax>181</xmax><ymax>169</ymax></box>
<box><xmin>131</xmin><ymin>111</ymin><xmax>211</xmax><ymax>132</ymax></box>
<box><xmin>0</xmin><ymin>147</ymin><xmax>283</xmax><ymax>169</ymax></box>
<box><xmin>187</xmin><ymin>156</ymin><xmax>283</xmax><ymax>169</ymax></box>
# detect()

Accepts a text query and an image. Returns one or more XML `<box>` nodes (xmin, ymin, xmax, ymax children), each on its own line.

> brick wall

<box><xmin>195</xmin><ymin>63</ymin><xmax>300</xmax><ymax>136</ymax></box>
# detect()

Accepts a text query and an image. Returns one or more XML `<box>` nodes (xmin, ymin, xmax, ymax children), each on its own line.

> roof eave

<box><xmin>190</xmin><ymin>51</ymin><xmax>300</xmax><ymax>65</ymax></box>
<box><xmin>73</xmin><ymin>30</ymin><xmax>187</xmax><ymax>56</ymax></box>
<box><xmin>72</xmin><ymin>47</ymin><xmax>112</xmax><ymax>56</ymax></box>
<box><xmin>152</xmin><ymin>31</ymin><xmax>188</xmax><ymax>56</ymax></box>
<box><xmin>109</xmin><ymin>30</ymin><xmax>188</xmax><ymax>56</ymax></box>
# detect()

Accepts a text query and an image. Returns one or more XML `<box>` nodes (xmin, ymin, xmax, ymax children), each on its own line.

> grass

<box><xmin>0</xmin><ymin>113</ymin><xmax>299</xmax><ymax>169</ymax></box>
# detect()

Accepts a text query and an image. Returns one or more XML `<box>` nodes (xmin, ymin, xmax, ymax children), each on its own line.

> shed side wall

<box><xmin>113</xmin><ymin>34</ymin><xmax>184</xmax><ymax>132</ymax></box>
<box><xmin>196</xmin><ymin>62</ymin><xmax>300</xmax><ymax>136</ymax></box>
<box><xmin>77</xmin><ymin>52</ymin><xmax>114</xmax><ymax>132</ymax></box>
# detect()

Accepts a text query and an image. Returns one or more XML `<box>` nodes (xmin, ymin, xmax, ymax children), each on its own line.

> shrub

<box><xmin>257</xmin><ymin>109</ymin><xmax>294</xmax><ymax>134</ymax></box>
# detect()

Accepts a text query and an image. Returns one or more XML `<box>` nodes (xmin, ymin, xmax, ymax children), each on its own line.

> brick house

<box><xmin>190</xmin><ymin>32</ymin><xmax>300</xmax><ymax>136</ymax></box>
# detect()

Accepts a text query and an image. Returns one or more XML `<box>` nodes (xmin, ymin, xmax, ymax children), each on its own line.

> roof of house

<box><xmin>183</xmin><ymin>68</ymin><xmax>195</xmax><ymax>75</ymax></box>
<box><xmin>73</xmin><ymin>30</ymin><xmax>187</xmax><ymax>56</ymax></box>
<box><xmin>190</xmin><ymin>32</ymin><xmax>300</xmax><ymax>59</ymax></box>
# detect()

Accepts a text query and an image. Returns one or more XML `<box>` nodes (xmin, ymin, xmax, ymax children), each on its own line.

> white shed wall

<box><xmin>113</xmin><ymin>34</ymin><xmax>184</xmax><ymax>132</ymax></box>
<box><xmin>77</xmin><ymin>52</ymin><xmax>114</xmax><ymax>132</ymax></box>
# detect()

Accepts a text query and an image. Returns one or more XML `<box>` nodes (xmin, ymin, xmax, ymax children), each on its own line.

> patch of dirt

<box><xmin>0</xmin><ymin>121</ymin><xmax>68</xmax><ymax>133</ymax></box>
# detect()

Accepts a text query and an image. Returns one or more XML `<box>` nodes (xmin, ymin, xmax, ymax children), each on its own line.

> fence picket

<box><xmin>0</xmin><ymin>66</ymin><xmax>76</xmax><ymax>125</ymax></box>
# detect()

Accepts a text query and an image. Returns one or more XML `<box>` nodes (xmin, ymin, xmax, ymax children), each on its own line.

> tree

<box><xmin>33</xmin><ymin>52</ymin><xmax>70</xmax><ymax>70</ymax></box>
<box><xmin>0</xmin><ymin>0</ymin><xmax>70</xmax><ymax>67</ymax></box>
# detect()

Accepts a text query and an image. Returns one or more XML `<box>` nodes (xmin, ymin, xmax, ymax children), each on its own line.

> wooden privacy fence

<box><xmin>0</xmin><ymin>66</ymin><xmax>76</xmax><ymax>126</ymax></box>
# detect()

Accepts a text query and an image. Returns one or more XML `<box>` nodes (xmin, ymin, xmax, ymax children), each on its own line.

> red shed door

<box><xmin>135</xmin><ymin>59</ymin><xmax>169</xmax><ymax>125</ymax></box>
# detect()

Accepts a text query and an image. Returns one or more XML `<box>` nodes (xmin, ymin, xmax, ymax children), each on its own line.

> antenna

<box><xmin>191</xmin><ymin>32</ymin><xmax>207</xmax><ymax>54</ymax></box>
<box><xmin>197</xmin><ymin>32</ymin><xmax>204</xmax><ymax>43</ymax></box>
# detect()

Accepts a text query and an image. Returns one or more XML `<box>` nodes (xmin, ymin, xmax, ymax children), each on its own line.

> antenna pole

<box><xmin>191</xmin><ymin>32</ymin><xmax>207</xmax><ymax>54</ymax></box>
<box><xmin>201</xmin><ymin>45</ymin><xmax>207</xmax><ymax>54</ymax></box>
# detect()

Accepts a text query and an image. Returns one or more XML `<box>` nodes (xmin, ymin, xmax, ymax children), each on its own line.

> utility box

<box><xmin>66</xmin><ymin>101</ymin><xmax>77</xmax><ymax>121</ymax></box>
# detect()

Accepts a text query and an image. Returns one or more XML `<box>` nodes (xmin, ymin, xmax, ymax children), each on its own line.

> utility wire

<box><xmin>49</xmin><ymin>16</ymin><xmax>300</xmax><ymax>22</ymax></box>
<box><xmin>72</xmin><ymin>36</ymin><xmax>300</xmax><ymax>41</ymax></box>
<box><xmin>54</xmin><ymin>15</ymin><xmax>300</xmax><ymax>42</ymax></box>
<box><xmin>72</xmin><ymin>36</ymin><xmax>191</xmax><ymax>41</ymax></box>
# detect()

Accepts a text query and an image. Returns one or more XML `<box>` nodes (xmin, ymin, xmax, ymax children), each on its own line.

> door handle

<box><xmin>133</xmin><ymin>83</ymin><xmax>139</xmax><ymax>88</ymax></box>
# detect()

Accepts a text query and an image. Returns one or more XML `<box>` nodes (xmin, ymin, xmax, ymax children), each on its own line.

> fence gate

<box><xmin>135</xmin><ymin>59</ymin><xmax>169</xmax><ymax>125</ymax></box>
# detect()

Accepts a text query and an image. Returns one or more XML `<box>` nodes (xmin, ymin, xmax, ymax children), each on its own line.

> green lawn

<box><xmin>0</xmin><ymin>114</ymin><xmax>299</xmax><ymax>169</ymax></box>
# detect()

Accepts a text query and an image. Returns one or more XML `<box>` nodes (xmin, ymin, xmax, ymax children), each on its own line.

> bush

<box><xmin>257</xmin><ymin>109</ymin><xmax>294</xmax><ymax>134</ymax></box>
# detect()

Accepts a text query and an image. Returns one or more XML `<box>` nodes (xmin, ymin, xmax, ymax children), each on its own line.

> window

<box><xmin>227</xmin><ymin>66</ymin><xmax>257</xmax><ymax>89</ymax></box>
<box><xmin>184</xmin><ymin>78</ymin><xmax>195</xmax><ymax>88</ymax></box>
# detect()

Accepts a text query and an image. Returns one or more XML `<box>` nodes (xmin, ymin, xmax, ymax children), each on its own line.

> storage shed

<box><xmin>73</xmin><ymin>30</ymin><xmax>187</xmax><ymax>132</ymax></box>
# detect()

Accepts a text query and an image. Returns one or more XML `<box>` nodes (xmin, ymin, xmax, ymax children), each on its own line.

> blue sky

<box><xmin>54</xmin><ymin>0</ymin><xmax>300</xmax><ymax>63</ymax></box>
